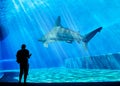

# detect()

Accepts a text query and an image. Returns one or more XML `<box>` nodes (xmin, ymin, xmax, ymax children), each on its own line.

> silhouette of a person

<box><xmin>16</xmin><ymin>44</ymin><xmax>32</xmax><ymax>83</ymax></box>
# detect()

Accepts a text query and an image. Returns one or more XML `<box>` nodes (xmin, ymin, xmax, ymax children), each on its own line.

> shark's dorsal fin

<box><xmin>55</xmin><ymin>16</ymin><xmax>61</xmax><ymax>26</ymax></box>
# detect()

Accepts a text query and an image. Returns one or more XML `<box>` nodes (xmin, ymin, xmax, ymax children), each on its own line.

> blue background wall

<box><xmin>0</xmin><ymin>0</ymin><xmax>120</xmax><ymax>70</ymax></box>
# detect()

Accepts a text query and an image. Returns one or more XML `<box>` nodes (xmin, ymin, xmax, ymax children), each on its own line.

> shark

<box><xmin>38</xmin><ymin>16</ymin><xmax>102</xmax><ymax>48</ymax></box>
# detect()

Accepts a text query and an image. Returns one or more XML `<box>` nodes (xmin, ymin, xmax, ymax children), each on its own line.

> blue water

<box><xmin>0</xmin><ymin>0</ymin><xmax>120</xmax><ymax>72</ymax></box>
<box><xmin>1</xmin><ymin>68</ymin><xmax>120</xmax><ymax>83</ymax></box>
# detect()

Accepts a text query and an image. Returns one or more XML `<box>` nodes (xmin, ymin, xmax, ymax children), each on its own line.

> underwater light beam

<box><xmin>12</xmin><ymin>0</ymin><xmax>19</xmax><ymax>11</ymax></box>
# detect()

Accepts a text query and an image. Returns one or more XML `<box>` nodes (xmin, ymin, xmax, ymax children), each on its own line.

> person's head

<box><xmin>21</xmin><ymin>44</ymin><xmax>26</xmax><ymax>49</ymax></box>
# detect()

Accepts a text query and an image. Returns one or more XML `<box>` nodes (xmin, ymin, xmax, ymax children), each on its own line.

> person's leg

<box><xmin>19</xmin><ymin>64</ymin><xmax>23</xmax><ymax>83</ymax></box>
<box><xmin>24</xmin><ymin>63</ymin><xmax>29</xmax><ymax>83</ymax></box>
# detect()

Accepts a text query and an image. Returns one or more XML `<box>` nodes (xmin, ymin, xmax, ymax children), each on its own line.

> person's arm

<box><xmin>16</xmin><ymin>51</ymin><xmax>20</xmax><ymax>63</ymax></box>
<box><xmin>27</xmin><ymin>50</ymin><xmax>32</xmax><ymax>58</ymax></box>
<box><xmin>28</xmin><ymin>53</ymin><xmax>32</xmax><ymax>58</ymax></box>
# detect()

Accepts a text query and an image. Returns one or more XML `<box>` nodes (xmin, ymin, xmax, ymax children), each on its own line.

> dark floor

<box><xmin>0</xmin><ymin>82</ymin><xmax>120</xmax><ymax>86</ymax></box>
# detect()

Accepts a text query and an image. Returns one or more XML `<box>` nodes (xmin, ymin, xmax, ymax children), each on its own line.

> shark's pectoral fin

<box><xmin>43</xmin><ymin>40</ymin><xmax>56</xmax><ymax>47</ymax></box>
<box><xmin>44</xmin><ymin>42</ymin><xmax>48</xmax><ymax>48</ymax></box>
<box><xmin>43</xmin><ymin>40</ymin><xmax>50</xmax><ymax>48</ymax></box>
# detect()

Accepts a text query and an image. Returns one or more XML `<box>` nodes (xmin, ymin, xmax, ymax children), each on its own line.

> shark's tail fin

<box><xmin>81</xmin><ymin>27</ymin><xmax>102</xmax><ymax>49</ymax></box>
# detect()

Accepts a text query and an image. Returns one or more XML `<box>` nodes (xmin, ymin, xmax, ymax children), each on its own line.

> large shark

<box><xmin>38</xmin><ymin>16</ymin><xmax>102</xmax><ymax>48</ymax></box>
